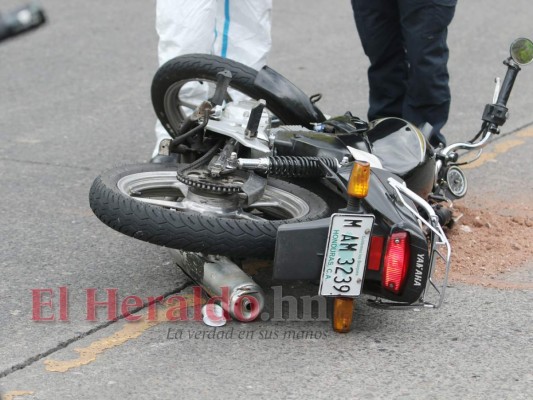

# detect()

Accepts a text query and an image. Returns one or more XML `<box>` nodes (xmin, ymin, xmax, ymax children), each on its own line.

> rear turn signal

<box><xmin>332</xmin><ymin>298</ymin><xmax>355</xmax><ymax>333</ymax></box>
<box><xmin>382</xmin><ymin>232</ymin><xmax>410</xmax><ymax>294</ymax></box>
<box><xmin>347</xmin><ymin>161</ymin><xmax>371</xmax><ymax>199</ymax></box>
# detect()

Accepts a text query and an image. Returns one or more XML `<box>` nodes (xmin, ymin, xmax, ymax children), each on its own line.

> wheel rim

<box><xmin>116</xmin><ymin>171</ymin><xmax>310</xmax><ymax>221</ymax></box>
<box><xmin>163</xmin><ymin>79</ymin><xmax>279</xmax><ymax>134</ymax></box>
<box><xmin>163</xmin><ymin>79</ymin><xmax>222</xmax><ymax>130</ymax></box>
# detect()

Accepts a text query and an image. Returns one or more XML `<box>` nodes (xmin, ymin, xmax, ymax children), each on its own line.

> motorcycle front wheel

<box><xmin>151</xmin><ymin>54</ymin><xmax>290</xmax><ymax>138</ymax></box>
<box><xmin>89</xmin><ymin>163</ymin><xmax>329</xmax><ymax>259</ymax></box>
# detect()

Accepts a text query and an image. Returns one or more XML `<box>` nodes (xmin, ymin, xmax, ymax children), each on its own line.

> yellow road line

<box><xmin>517</xmin><ymin>127</ymin><xmax>533</xmax><ymax>138</ymax></box>
<box><xmin>460</xmin><ymin>125</ymin><xmax>533</xmax><ymax>169</ymax></box>
<box><xmin>462</xmin><ymin>139</ymin><xmax>524</xmax><ymax>169</ymax></box>
<box><xmin>2</xmin><ymin>391</ymin><xmax>35</xmax><ymax>400</ymax></box>
<box><xmin>44</xmin><ymin>318</ymin><xmax>159</xmax><ymax>373</ymax></box>
<box><xmin>44</xmin><ymin>294</ymin><xmax>199</xmax><ymax>373</ymax></box>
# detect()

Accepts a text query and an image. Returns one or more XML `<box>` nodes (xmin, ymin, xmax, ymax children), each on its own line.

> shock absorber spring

<box><xmin>267</xmin><ymin>156</ymin><xmax>338</xmax><ymax>178</ymax></box>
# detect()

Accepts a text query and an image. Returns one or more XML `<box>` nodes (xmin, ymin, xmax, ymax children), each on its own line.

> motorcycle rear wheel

<box><xmin>89</xmin><ymin>163</ymin><xmax>330</xmax><ymax>259</ymax></box>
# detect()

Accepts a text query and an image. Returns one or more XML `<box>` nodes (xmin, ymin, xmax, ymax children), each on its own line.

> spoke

<box><xmin>177</xmin><ymin>100</ymin><xmax>199</xmax><ymax>111</ymax></box>
<box><xmin>247</xmin><ymin>200</ymin><xmax>281</xmax><ymax>208</ymax></box>
<box><xmin>130</xmin><ymin>197</ymin><xmax>189</xmax><ymax>210</ymax></box>
<box><xmin>171</xmin><ymin>182</ymin><xmax>189</xmax><ymax>195</ymax></box>
<box><xmin>132</xmin><ymin>196</ymin><xmax>265</xmax><ymax>221</ymax></box>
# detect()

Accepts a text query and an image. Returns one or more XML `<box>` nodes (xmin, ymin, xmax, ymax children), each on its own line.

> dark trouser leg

<box><xmin>398</xmin><ymin>0</ymin><xmax>456</xmax><ymax>135</ymax></box>
<box><xmin>351</xmin><ymin>0</ymin><xmax>407</xmax><ymax>121</ymax></box>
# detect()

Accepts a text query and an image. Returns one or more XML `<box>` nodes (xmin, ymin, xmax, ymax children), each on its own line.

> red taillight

<box><xmin>382</xmin><ymin>232</ymin><xmax>410</xmax><ymax>294</ymax></box>
<box><xmin>367</xmin><ymin>236</ymin><xmax>384</xmax><ymax>271</ymax></box>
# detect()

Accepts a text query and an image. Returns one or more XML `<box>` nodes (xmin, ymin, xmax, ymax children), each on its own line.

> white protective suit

<box><xmin>153</xmin><ymin>0</ymin><xmax>273</xmax><ymax>157</ymax></box>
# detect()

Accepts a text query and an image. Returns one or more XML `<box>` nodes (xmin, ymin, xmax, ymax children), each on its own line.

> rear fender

<box><xmin>273</xmin><ymin>167</ymin><xmax>430</xmax><ymax>304</ymax></box>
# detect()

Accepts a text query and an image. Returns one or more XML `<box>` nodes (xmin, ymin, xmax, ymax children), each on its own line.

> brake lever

<box><xmin>209</xmin><ymin>70</ymin><xmax>232</xmax><ymax>106</ymax></box>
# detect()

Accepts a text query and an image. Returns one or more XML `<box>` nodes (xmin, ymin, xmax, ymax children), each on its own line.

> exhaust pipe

<box><xmin>169</xmin><ymin>250</ymin><xmax>265</xmax><ymax>322</ymax></box>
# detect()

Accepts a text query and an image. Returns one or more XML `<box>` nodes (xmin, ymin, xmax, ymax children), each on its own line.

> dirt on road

<box><xmin>446</xmin><ymin>200</ymin><xmax>533</xmax><ymax>289</ymax></box>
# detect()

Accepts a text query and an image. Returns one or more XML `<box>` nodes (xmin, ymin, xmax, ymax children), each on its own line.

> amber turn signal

<box><xmin>347</xmin><ymin>161</ymin><xmax>371</xmax><ymax>199</ymax></box>
<box><xmin>332</xmin><ymin>297</ymin><xmax>355</xmax><ymax>333</ymax></box>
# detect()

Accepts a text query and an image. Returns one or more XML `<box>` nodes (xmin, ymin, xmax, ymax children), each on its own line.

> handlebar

<box><xmin>495</xmin><ymin>58</ymin><xmax>521</xmax><ymax>107</ymax></box>
<box><xmin>439</xmin><ymin>56</ymin><xmax>523</xmax><ymax>159</ymax></box>
<box><xmin>440</xmin><ymin>126</ymin><xmax>491</xmax><ymax>157</ymax></box>
<box><xmin>479</xmin><ymin>57</ymin><xmax>523</xmax><ymax>133</ymax></box>
<box><xmin>0</xmin><ymin>2</ymin><xmax>46</xmax><ymax>43</ymax></box>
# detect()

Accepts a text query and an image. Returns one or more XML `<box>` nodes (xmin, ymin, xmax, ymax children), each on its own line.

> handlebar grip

<box><xmin>482</xmin><ymin>58</ymin><xmax>521</xmax><ymax>129</ymax></box>
<box><xmin>0</xmin><ymin>2</ymin><xmax>46</xmax><ymax>43</ymax></box>
<box><xmin>495</xmin><ymin>59</ymin><xmax>520</xmax><ymax>107</ymax></box>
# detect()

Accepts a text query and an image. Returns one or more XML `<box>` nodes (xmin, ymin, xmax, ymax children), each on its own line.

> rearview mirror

<box><xmin>510</xmin><ymin>38</ymin><xmax>533</xmax><ymax>65</ymax></box>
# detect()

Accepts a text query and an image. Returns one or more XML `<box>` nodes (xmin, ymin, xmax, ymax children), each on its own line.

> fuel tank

<box><xmin>272</xmin><ymin>117</ymin><xmax>436</xmax><ymax>198</ymax></box>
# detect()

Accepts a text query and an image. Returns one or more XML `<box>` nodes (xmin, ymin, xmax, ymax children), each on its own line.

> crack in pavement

<box><xmin>0</xmin><ymin>281</ymin><xmax>191</xmax><ymax>380</ymax></box>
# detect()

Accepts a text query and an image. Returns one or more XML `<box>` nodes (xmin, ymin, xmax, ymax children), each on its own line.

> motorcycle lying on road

<box><xmin>90</xmin><ymin>38</ymin><xmax>533</xmax><ymax>332</ymax></box>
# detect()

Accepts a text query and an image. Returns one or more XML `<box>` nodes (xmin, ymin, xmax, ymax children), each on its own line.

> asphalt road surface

<box><xmin>1</xmin><ymin>1</ymin><xmax>532</xmax><ymax>399</ymax></box>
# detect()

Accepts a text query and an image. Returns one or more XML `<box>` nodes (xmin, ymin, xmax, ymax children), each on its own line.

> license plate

<box><xmin>319</xmin><ymin>213</ymin><xmax>374</xmax><ymax>297</ymax></box>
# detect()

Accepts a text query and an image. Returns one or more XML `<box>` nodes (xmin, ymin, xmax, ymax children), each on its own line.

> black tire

<box><xmin>152</xmin><ymin>54</ymin><xmax>290</xmax><ymax>137</ymax></box>
<box><xmin>89</xmin><ymin>163</ymin><xmax>329</xmax><ymax>259</ymax></box>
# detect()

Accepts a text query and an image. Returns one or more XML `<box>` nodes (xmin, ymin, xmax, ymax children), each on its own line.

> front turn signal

<box><xmin>347</xmin><ymin>161</ymin><xmax>371</xmax><ymax>199</ymax></box>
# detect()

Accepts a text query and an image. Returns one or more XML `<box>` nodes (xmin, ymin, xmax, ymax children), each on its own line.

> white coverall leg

<box><xmin>152</xmin><ymin>0</ymin><xmax>272</xmax><ymax>157</ymax></box>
